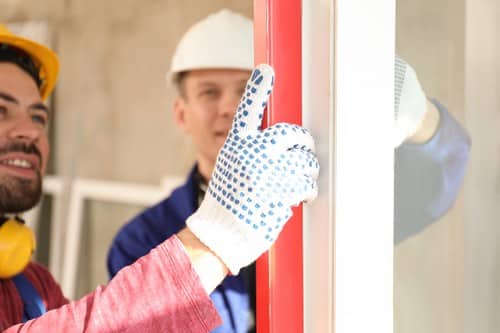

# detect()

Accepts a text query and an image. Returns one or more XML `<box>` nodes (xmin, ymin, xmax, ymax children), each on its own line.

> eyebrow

<box><xmin>0</xmin><ymin>91</ymin><xmax>50</xmax><ymax>114</ymax></box>
<box><xmin>0</xmin><ymin>92</ymin><xmax>18</xmax><ymax>104</ymax></box>
<box><xmin>30</xmin><ymin>103</ymin><xmax>50</xmax><ymax>114</ymax></box>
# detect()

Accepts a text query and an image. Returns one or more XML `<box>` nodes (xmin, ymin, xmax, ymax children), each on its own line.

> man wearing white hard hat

<box><xmin>107</xmin><ymin>8</ymin><xmax>471</xmax><ymax>333</ymax></box>
<box><xmin>0</xmin><ymin>23</ymin><xmax>319</xmax><ymax>331</ymax></box>
<box><xmin>108</xmin><ymin>9</ymin><xmax>257</xmax><ymax>333</ymax></box>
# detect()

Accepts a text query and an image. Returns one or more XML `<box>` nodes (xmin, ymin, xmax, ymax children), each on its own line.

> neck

<box><xmin>196</xmin><ymin>157</ymin><xmax>214</xmax><ymax>182</ymax></box>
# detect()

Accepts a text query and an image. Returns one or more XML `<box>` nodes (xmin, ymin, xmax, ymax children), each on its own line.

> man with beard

<box><xmin>107</xmin><ymin>9</ymin><xmax>470</xmax><ymax>333</ymax></box>
<box><xmin>0</xmin><ymin>24</ymin><xmax>319</xmax><ymax>332</ymax></box>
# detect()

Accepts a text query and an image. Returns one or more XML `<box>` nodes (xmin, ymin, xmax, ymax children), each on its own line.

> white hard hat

<box><xmin>169</xmin><ymin>9</ymin><xmax>253</xmax><ymax>77</ymax></box>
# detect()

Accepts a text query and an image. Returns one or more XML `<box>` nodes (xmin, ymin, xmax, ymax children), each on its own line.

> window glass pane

<box><xmin>395</xmin><ymin>1</ymin><xmax>499</xmax><ymax>332</ymax></box>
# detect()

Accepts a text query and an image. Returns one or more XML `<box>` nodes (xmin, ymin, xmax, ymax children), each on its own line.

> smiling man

<box><xmin>0</xmin><ymin>32</ymin><xmax>68</xmax><ymax>291</ymax></box>
<box><xmin>0</xmin><ymin>26</ymin><xmax>69</xmax><ymax>328</ymax></box>
<box><xmin>0</xmin><ymin>64</ymin><xmax>48</xmax><ymax>213</ymax></box>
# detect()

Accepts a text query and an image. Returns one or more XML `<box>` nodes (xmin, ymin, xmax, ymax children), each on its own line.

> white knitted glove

<box><xmin>394</xmin><ymin>55</ymin><xmax>427</xmax><ymax>147</ymax></box>
<box><xmin>187</xmin><ymin>64</ymin><xmax>319</xmax><ymax>274</ymax></box>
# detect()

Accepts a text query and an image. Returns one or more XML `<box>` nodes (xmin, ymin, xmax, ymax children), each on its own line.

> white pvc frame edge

<box><xmin>333</xmin><ymin>0</ymin><xmax>395</xmax><ymax>332</ymax></box>
<box><xmin>302</xmin><ymin>1</ymin><xmax>334</xmax><ymax>332</ymax></box>
<box><xmin>61</xmin><ymin>177</ymin><xmax>183</xmax><ymax>299</ymax></box>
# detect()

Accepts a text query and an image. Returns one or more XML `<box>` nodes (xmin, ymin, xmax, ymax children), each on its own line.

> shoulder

<box><xmin>23</xmin><ymin>262</ymin><xmax>56</xmax><ymax>284</ymax></box>
<box><xmin>115</xmin><ymin>191</ymin><xmax>185</xmax><ymax>242</ymax></box>
<box><xmin>114</xmin><ymin>172</ymin><xmax>199</xmax><ymax>244</ymax></box>
<box><xmin>108</xmin><ymin>168</ymin><xmax>201</xmax><ymax>265</ymax></box>
<box><xmin>108</xmin><ymin>178</ymin><xmax>196</xmax><ymax>258</ymax></box>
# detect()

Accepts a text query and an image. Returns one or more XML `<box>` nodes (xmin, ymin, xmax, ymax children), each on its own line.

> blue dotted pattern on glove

<box><xmin>207</xmin><ymin>65</ymin><xmax>319</xmax><ymax>242</ymax></box>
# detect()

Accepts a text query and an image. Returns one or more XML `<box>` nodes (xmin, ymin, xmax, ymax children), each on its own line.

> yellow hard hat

<box><xmin>0</xmin><ymin>24</ymin><xmax>59</xmax><ymax>101</ymax></box>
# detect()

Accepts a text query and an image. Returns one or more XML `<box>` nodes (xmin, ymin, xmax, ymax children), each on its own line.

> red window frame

<box><xmin>254</xmin><ymin>1</ymin><xmax>303</xmax><ymax>332</ymax></box>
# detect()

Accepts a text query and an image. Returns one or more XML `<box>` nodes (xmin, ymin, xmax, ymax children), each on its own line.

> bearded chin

<box><xmin>0</xmin><ymin>173</ymin><xmax>42</xmax><ymax>214</ymax></box>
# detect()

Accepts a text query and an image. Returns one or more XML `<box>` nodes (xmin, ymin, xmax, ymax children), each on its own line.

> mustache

<box><xmin>0</xmin><ymin>141</ymin><xmax>42</xmax><ymax>162</ymax></box>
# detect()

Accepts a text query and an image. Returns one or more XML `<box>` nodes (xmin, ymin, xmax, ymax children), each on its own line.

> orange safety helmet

<box><xmin>0</xmin><ymin>24</ymin><xmax>59</xmax><ymax>100</ymax></box>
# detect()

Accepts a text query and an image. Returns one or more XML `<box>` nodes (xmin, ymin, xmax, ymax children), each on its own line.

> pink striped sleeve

<box><xmin>5</xmin><ymin>235</ymin><xmax>221</xmax><ymax>332</ymax></box>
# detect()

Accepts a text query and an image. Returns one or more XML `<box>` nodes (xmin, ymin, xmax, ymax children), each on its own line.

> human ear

<box><xmin>173</xmin><ymin>97</ymin><xmax>190</xmax><ymax>133</ymax></box>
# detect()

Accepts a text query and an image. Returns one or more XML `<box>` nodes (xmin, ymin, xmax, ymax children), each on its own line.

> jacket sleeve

<box><xmin>5</xmin><ymin>236</ymin><xmax>221</xmax><ymax>333</ymax></box>
<box><xmin>394</xmin><ymin>99</ymin><xmax>471</xmax><ymax>243</ymax></box>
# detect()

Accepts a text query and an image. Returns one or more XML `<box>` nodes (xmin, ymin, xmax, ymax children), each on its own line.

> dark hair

<box><xmin>173</xmin><ymin>71</ymin><xmax>189</xmax><ymax>97</ymax></box>
<box><xmin>0</xmin><ymin>43</ymin><xmax>42</xmax><ymax>88</ymax></box>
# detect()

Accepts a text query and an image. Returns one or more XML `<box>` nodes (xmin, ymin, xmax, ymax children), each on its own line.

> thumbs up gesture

<box><xmin>187</xmin><ymin>64</ymin><xmax>319</xmax><ymax>274</ymax></box>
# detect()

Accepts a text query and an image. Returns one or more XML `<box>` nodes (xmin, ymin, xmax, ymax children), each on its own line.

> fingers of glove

<box><xmin>231</xmin><ymin>64</ymin><xmax>274</xmax><ymax>133</ymax></box>
<box><xmin>273</xmin><ymin>149</ymin><xmax>319</xmax><ymax>206</ymax></box>
<box><xmin>272</xmin><ymin>174</ymin><xmax>317</xmax><ymax>208</ymax></box>
<box><xmin>301</xmin><ymin>176</ymin><xmax>319</xmax><ymax>204</ymax></box>
<box><xmin>276</xmin><ymin>148</ymin><xmax>320</xmax><ymax>180</ymax></box>
<box><xmin>261</xmin><ymin>123</ymin><xmax>316</xmax><ymax>154</ymax></box>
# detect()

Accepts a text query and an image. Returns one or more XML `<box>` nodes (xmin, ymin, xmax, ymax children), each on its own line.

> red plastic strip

<box><xmin>254</xmin><ymin>1</ymin><xmax>303</xmax><ymax>332</ymax></box>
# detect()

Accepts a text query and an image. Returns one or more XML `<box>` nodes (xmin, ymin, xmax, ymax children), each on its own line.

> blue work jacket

<box><xmin>395</xmin><ymin>99</ymin><xmax>470</xmax><ymax>242</ymax></box>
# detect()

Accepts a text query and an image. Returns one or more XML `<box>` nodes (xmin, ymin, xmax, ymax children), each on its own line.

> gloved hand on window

<box><xmin>394</xmin><ymin>55</ymin><xmax>428</xmax><ymax>147</ymax></box>
<box><xmin>187</xmin><ymin>64</ymin><xmax>319</xmax><ymax>275</ymax></box>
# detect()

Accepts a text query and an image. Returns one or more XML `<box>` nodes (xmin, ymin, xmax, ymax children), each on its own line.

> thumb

<box><xmin>231</xmin><ymin>64</ymin><xmax>274</xmax><ymax>133</ymax></box>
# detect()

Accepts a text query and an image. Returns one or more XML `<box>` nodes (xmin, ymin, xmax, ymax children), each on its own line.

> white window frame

<box><xmin>333</xmin><ymin>1</ymin><xmax>395</xmax><ymax>332</ymax></box>
<box><xmin>60</xmin><ymin>177</ymin><xmax>183</xmax><ymax>299</ymax></box>
<box><xmin>302</xmin><ymin>0</ymin><xmax>395</xmax><ymax>332</ymax></box>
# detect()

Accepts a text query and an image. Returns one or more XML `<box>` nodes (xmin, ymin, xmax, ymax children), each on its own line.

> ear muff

<box><xmin>0</xmin><ymin>218</ymin><xmax>36</xmax><ymax>279</ymax></box>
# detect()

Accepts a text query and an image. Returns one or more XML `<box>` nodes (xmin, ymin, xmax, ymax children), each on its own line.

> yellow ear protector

<box><xmin>0</xmin><ymin>216</ymin><xmax>36</xmax><ymax>279</ymax></box>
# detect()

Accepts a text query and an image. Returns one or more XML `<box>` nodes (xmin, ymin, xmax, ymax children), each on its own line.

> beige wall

<box><xmin>55</xmin><ymin>0</ymin><xmax>252</xmax><ymax>183</ymax></box>
<box><xmin>464</xmin><ymin>1</ymin><xmax>500</xmax><ymax>332</ymax></box>
<box><xmin>395</xmin><ymin>0</ymin><xmax>466</xmax><ymax>332</ymax></box>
